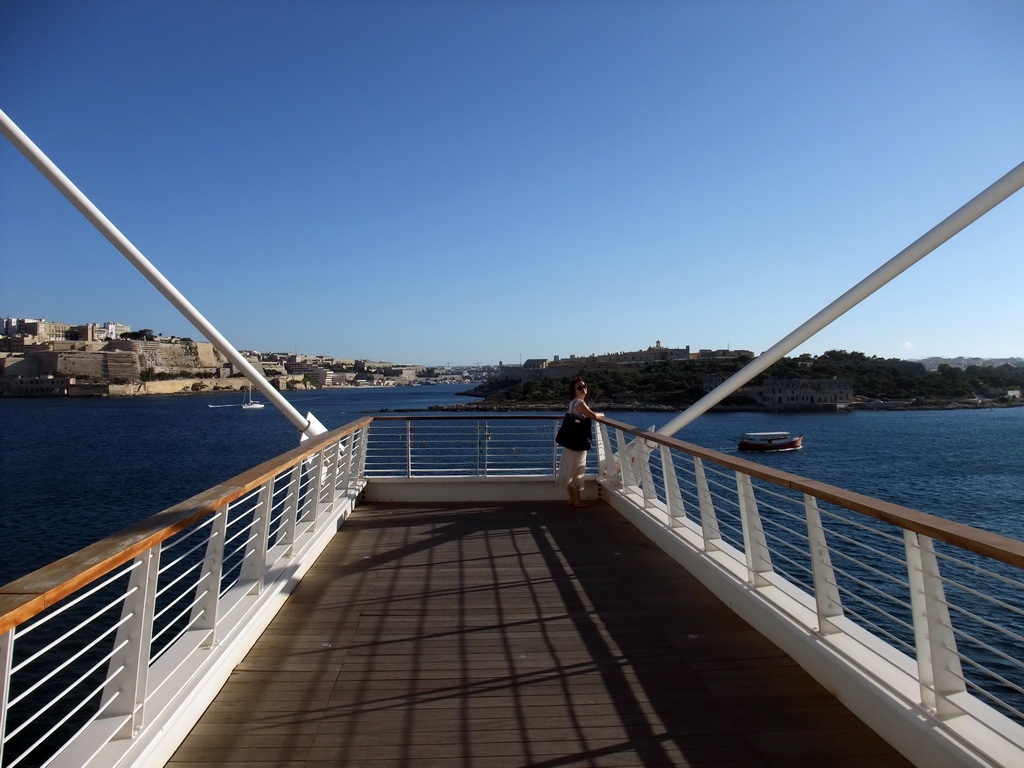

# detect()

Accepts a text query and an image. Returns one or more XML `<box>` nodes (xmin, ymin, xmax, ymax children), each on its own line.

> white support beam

<box><xmin>657</xmin><ymin>159</ymin><xmax>1024</xmax><ymax>437</ymax></box>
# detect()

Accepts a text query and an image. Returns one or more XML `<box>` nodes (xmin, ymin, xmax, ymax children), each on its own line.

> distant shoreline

<box><xmin>418</xmin><ymin>399</ymin><xmax>1024</xmax><ymax>414</ymax></box>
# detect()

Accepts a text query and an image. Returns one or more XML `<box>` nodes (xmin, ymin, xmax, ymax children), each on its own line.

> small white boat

<box><xmin>241</xmin><ymin>386</ymin><xmax>265</xmax><ymax>409</ymax></box>
<box><xmin>738</xmin><ymin>431</ymin><xmax>803</xmax><ymax>452</ymax></box>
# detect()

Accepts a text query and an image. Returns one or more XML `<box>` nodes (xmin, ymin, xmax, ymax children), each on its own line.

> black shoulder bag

<box><xmin>555</xmin><ymin>410</ymin><xmax>592</xmax><ymax>451</ymax></box>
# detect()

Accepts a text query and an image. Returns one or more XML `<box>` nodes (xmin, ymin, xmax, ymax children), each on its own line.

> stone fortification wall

<box><xmin>105</xmin><ymin>340</ymin><xmax>228</xmax><ymax>374</ymax></box>
<box><xmin>107</xmin><ymin>379</ymin><xmax>235</xmax><ymax>396</ymax></box>
<box><xmin>496</xmin><ymin>365</ymin><xmax>576</xmax><ymax>384</ymax></box>
<box><xmin>104</xmin><ymin>375</ymin><xmax>304</xmax><ymax>397</ymax></box>
<box><xmin>35</xmin><ymin>350</ymin><xmax>141</xmax><ymax>381</ymax></box>
<box><xmin>0</xmin><ymin>355</ymin><xmax>41</xmax><ymax>377</ymax></box>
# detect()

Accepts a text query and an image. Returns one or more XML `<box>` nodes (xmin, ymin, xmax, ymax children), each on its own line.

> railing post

<box><xmin>191</xmin><ymin>509</ymin><xmax>227</xmax><ymax>647</ymax></box>
<box><xmin>241</xmin><ymin>482</ymin><xmax>274</xmax><ymax>594</ymax></box>
<box><xmin>596</xmin><ymin>423</ymin><xmax>614</xmax><ymax>479</ymax></box>
<box><xmin>693</xmin><ymin>457</ymin><xmax>721</xmax><ymax>551</ymax></box>
<box><xmin>405</xmin><ymin>421</ymin><xmax>413</xmax><ymax>478</ymax></box>
<box><xmin>101</xmin><ymin>549</ymin><xmax>160</xmax><ymax>738</ymax></box>
<box><xmin>660</xmin><ymin>444</ymin><xmax>686</xmax><ymax>528</ymax></box>
<box><xmin>333</xmin><ymin>435</ymin><xmax>352</xmax><ymax>517</ymax></box>
<box><xmin>279</xmin><ymin>464</ymin><xmax>302</xmax><ymax>556</ymax></box>
<box><xmin>1</xmin><ymin>628</ymin><xmax>12</xmax><ymax>765</ymax></box>
<box><xmin>340</xmin><ymin>434</ymin><xmax>355</xmax><ymax>491</ymax></box>
<box><xmin>636</xmin><ymin>437</ymin><xmax>657</xmax><ymax>510</ymax></box>
<box><xmin>307</xmin><ymin>448</ymin><xmax>326</xmax><ymax>530</ymax></box>
<box><xmin>905</xmin><ymin>531</ymin><xmax>967</xmax><ymax>718</ymax></box>
<box><xmin>355</xmin><ymin>425</ymin><xmax>369</xmax><ymax>480</ymax></box>
<box><xmin>619</xmin><ymin>432</ymin><xmax>641</xmax><ymax>494</ymax></box>
<box><xmin>478</xmin><ymin>421</ymin><xmax>486</xmax><ymax>477</ymax></box>
<box><xmin>804</xmin><ymin>495</ymin><xmax>844</xmax><ymax>635</ymax></box>
<box><xmin>323</xmin><ymin>439</ymin><xmax>342</xmax><ymax>516</ymax></box>
<box><xmin>551</xmin><ymin>420</ymin><xmax>560</xmax><ymax>476</ymax></box>
<box><xmin>736</xmin><ymin>472</ymin><xmax>773</xmax><ymax>587</ymax></box>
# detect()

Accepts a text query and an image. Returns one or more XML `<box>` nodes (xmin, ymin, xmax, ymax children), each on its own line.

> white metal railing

<box><xmin>0</xmin><ymin>418</ymin><xmax>369</xmax><ymax>768</ymax></box>
<box><xmin>3</xmin><ymin>414</ymin><xmax>1023</xmax><ymax>768</ymax></box>
<box><xmin>365</xmin><ymin>415</ymin><xmax>597</xmax><ymax>478</ymax></box>
<box><xmin>597</xmin><ymin>417</ymin><xmax>1024</xmax><ymax>767</ymax></box>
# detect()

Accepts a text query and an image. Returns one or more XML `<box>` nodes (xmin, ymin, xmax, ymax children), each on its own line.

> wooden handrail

<box><xmin>370</xmin><ymin>414</ymin><xmax>562</xmax><ymax>421</ymax></box>
<box><xmin>0</xmin><ymin>417</ymin><xmax>372</xmax><ymax>634</ymax></box>
<box><xmin>598</xmin><ymin>416</ymin><xmax>1024</xmax><ymax>569</ymax></box>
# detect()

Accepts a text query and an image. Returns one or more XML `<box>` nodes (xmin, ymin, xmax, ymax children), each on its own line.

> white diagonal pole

<box><xmin>657</xmin><ymin>159</ymin><xmax>1024</xmax><ymax>437</ymax></box>
<box><xmin>1</xmin><ymin>108</ymin><xmax>327</xmax><ymax>440</ymax></box>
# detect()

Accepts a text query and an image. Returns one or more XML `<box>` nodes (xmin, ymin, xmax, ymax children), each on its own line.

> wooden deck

<box><xmin>168</xmin><ymin>500</ymin><xmax>913</xmax><ymax>767</ymax></box>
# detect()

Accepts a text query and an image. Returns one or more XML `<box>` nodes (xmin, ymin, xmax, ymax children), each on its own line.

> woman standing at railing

<box><xmin>556</xmin><ymin>377</ymin><xmax>604</xmax><ymax>508</ymax></box>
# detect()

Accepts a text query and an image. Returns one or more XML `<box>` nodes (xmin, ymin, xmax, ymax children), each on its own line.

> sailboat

<box><xmin>241</xmin><ymin>385</ymin><xmax>265</xmax><ymax>409</ymax></box>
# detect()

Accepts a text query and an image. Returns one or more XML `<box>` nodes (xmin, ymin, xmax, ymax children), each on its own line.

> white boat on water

<box><xmin>240</xmin><ymin>386</ymin><xmax>265</xmax><ymax>409</ymax></box>
<box><xmin>738</xmin><ymin>430</ymin><xmax>803</xmax><ymax>451</ymax></box>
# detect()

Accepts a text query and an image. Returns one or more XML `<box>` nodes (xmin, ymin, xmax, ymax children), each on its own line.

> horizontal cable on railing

<box><xmin>223</xmin><ymin>516</ymin><xmax>258</xmax><ymax>552</ymax></box>
<box><xmin>6</xmin><ymin>663</ymin><xmax>122</xmax><ymax>768</ymax></box>
<box><xmin>759</xmin><ymin>541</ymin><xmax>814</xmax><ymax>581</ymax></box>
<box><xmin>8</xmin><ymin>616</ymin><xmax>128</xmax><ymax>712</ymax></box>
<box><xmin>826</xmin><ymin>543</ymin><xmax>909</xmax><ymax>581</ymax></box>
<box><xmin>964</xmin><ymin>682</ymin><xmax>1024</xmax><ymax>723</ymax></box>
<box><xmin>944</xmin><ymin>590</ymin><xmax>1024</xmax><ymax>642</ymax></box>
<box><xmin>158</xmin><ymin>536</ymin><xmax>212</xmax><ymax>581</ymax></box>
<box><xmin>152</xmin><ymin>576</ymin><xmax>203</xmax><ymax>632</ymax></box>
<box><xmin>835</xmin><ymin>602</ymin><xmax>917</xmax><ymax>655</ymax></box>
<box><xmin>226</xmin><ymin>486</ymin><xmax>260</xmax><ymax>511</ymax></box>
<box><xmin>150</xmin><ymin>605</ymin><xmax>205</xmax><ymax>660</ymax></box>
<box><xmin>832</xmin><ymin>598</ymin><xmax>915</xmax><ymax>651</ymax></box>
<box><xmin>155</xmin><ymin>558</ymin><xmax>204</xmax><ymax>604</ymax></box>
<box><xmin>956</xmin><ymin>662</ymin><xmax>1024</xmax><ymax>720</ymax></box>
<box><xmin>827</xmin><ymin>558</ymin><xmax>911</xmax><ymax>607</ymax></box>
<box><xmin>12</xmin><ymin>587</ymin><xmax>134</xmax><ymax>676</ymax></box>
<box><xmin>753</xmin><ymin>499</ymin><xmax>813</xmax><ymax>530</ymax></box>
<box><xmin>821</xmin><ymin>531</ymin><xmax>911</xmax><ymax>583</ymax></box>
<box><xmin>952</xmin><ymin>632</ymin><xmax>1024</xmax><ymax>687</ymax></box>
<box><xmin>758</xmin><ymin>512</ymin><xmax>811</xmax><ymax>546</ymax></box>
<box><xmin>818</xmin><ymin>505</ymin><xmax>908</xmax><ymax>547</ymax></box>
<box><xmin>938</xmin><ymin>554</ymin><xmax>1024</xmax><ymax>598</ymax></box>
<box><xmin>7</xmin><ymin>630</ymin><xmax>124</xmax><ymax>740</ymax></box>
<box><xmin>268</xmin><ymin>495</ymin><xmax>289</xmax><ymax>527</ymax></box>
<box><xmin>147</xmin><ymin>619</ymin><xmax>212</xmax><ymax>700</ymax></box>
<box><xmin>13</xmin><ymin>561</ymin><xmax>137</xmax><ymax>642</ymax></box>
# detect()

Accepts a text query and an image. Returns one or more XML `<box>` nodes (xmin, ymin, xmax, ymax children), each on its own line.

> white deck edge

<box><xmin>599</xmin><ymin>478</ymin><xmax>1024</xmax><ymax>768</ymax></box>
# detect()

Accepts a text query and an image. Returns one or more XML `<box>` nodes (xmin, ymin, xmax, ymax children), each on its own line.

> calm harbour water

<box><xmin>2</xmin><ymin>384</ymin><xmax>1022</xmax><ymax>585</ymax></box>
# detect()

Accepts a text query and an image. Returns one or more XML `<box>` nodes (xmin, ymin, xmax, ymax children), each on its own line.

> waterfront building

<box><xmin>1</xmin><ymin>374</ymin><xmax>74</xmax><ymax>396</ymax></box>
<box><xmin>285</xmin><ymin>358</ymin><xmax>335</xmax><ymax>386</ymax></box>
<box><xmin>756</xmin><ymin>377</ymin><xmax>854</xmax><ymax>409</ymax></box>
<box><xmin>695</xmin><ymin>347</ymin><xmax>755</xmax><ymax>360</ymax></box>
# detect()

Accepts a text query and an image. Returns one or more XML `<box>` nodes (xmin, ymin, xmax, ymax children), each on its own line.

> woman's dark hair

<box><xmin>568</xmin><ymin>376</ymin><xmax>586</xmax><ymax>399</ymax></box>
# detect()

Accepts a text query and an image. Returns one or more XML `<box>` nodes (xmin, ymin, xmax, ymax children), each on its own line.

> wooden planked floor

<box><xmin>168</xmin><ymin>500</ymin><xmax>913</xmax><ymax>767</ymax></box>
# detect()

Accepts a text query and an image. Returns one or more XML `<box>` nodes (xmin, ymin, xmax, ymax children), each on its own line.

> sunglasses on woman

<box><xmin>576</xmin><ymin>384</ymin><xmax>588</xmax><ymax>390</ymax></box>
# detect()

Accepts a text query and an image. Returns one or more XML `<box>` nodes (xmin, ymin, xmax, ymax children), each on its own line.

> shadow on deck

<box><xmin>168</xmin><ymin>500</ymin><xmax>913</xmax><ymax>767</ymax></box>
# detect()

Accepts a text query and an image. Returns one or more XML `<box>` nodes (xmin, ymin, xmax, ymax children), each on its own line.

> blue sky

<box><xmin>2</xmin><ymin>1</ymin><xmax>1021</xmax><ymax>366</ymax></box>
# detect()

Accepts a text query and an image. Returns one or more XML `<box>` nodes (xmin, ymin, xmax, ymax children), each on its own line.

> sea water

<box><xmin>2</xmin><ymin>384</ymin><xmax>1022</xmax><ymax>584</ymax></box>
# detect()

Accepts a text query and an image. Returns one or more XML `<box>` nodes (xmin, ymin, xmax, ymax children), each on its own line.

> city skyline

<box><xmin>5</xmin><ymin>311</ymin><xmax>1020</xmax><ymax>370</ymax></box>
<box><xmin>2</xmin><ymin>2</ymin><xmax>1022</xmax><ymax>366</ymax></box>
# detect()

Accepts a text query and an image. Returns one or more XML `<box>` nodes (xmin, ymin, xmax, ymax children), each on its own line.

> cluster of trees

<box><xmin>783</xmin><ymin>350</ymin><xmax>1024</xmax><ymax>400</ymax></box>
<box><xmin>478</xmin><ymin>350</ymin><xmax>1024</xmax><ymax>406</ymax></box>
<box><xmin>139</xmin><ymin>370</ymin><xmax>203</xmax><ymax>381</ymax></box>
<box><xmin>119</xmin><ymin>329</ymin><xmax>158</xmax><ymax>341</ymax></box>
